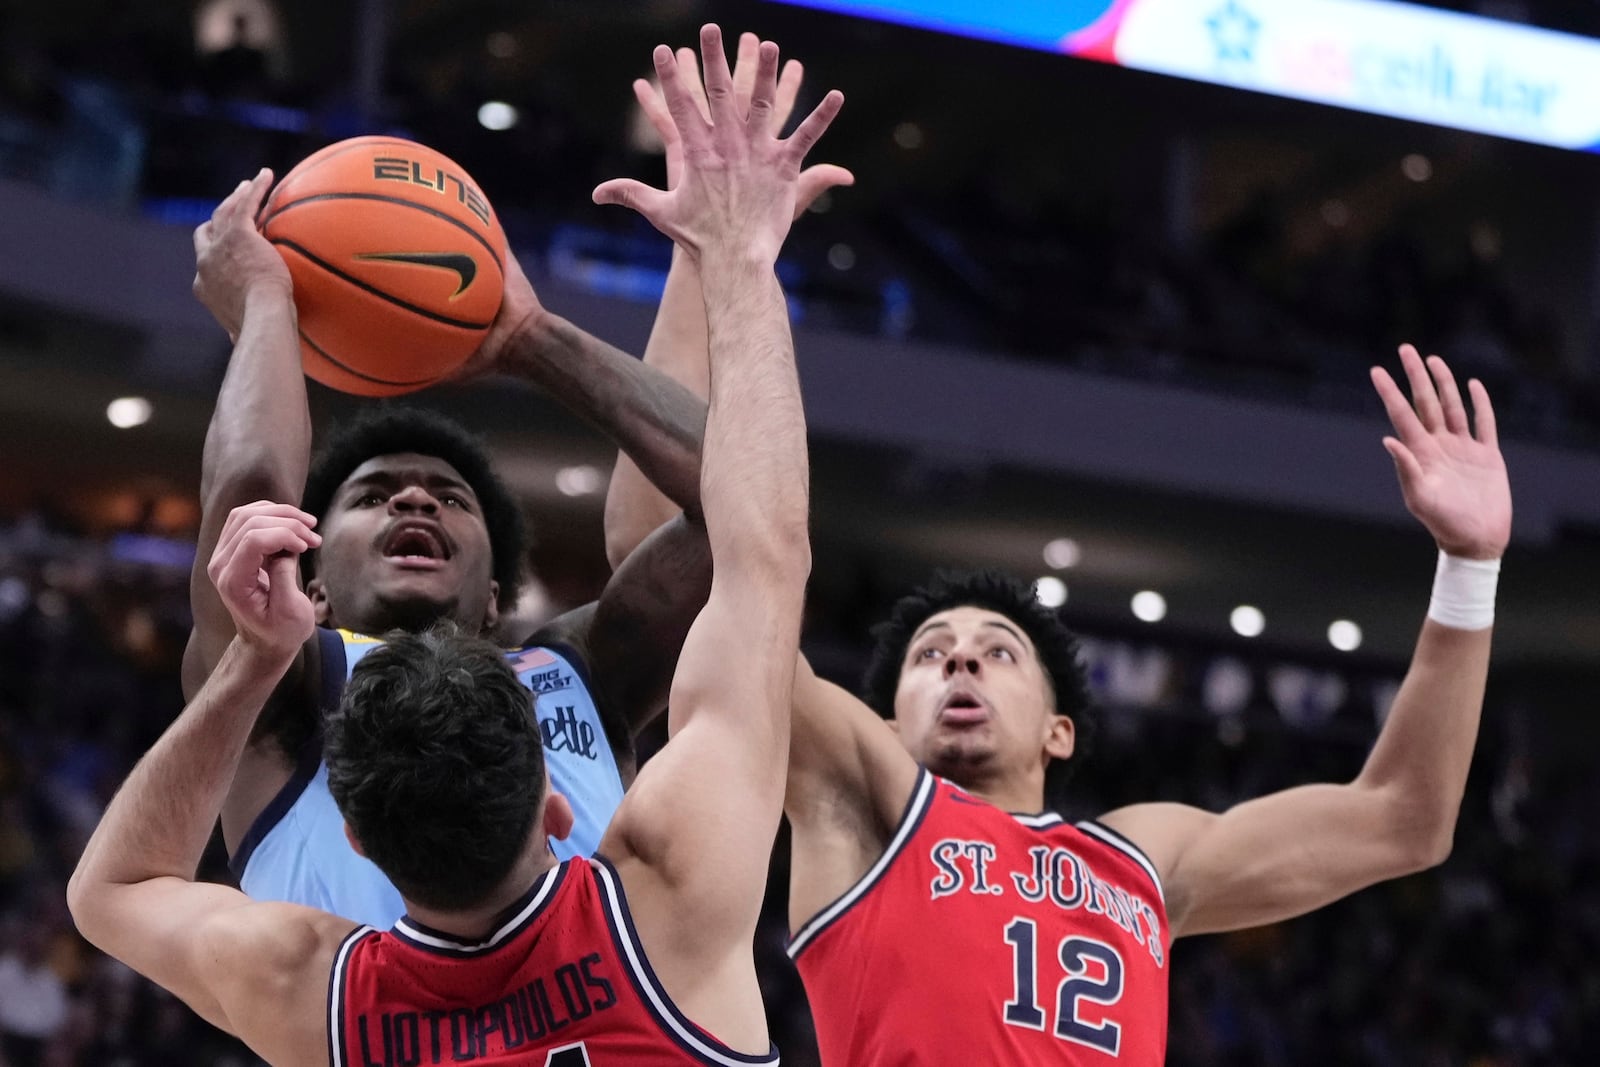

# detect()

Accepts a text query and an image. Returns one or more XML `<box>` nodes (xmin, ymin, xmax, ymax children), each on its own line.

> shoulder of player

<box><xmin>526</xmin><ymin>600</ymin><xmax>598</xmax><ymax>658</ymax></box>
<box><xmin>788</xmin><ymin>662</ymin><xmax>920</xmax><ymax>836</ymax></box>
<box><xmin>195</xmin><ymin>903</ymin><xmax>358</xmax><ymax>1060</ymax></box>
<box><xmin>1091</xmin><ymin>803</ymin><xmax>1215</xmax><ymax>909</ymax></box>
<box><xmin>196</xmin><ymin>901</ymin><xmax>356</xmax><ymax>986</ymax></box>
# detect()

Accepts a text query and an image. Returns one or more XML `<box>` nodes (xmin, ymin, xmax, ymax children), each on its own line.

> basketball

<box><xmin>259</xmin><ymin>136</ymin><xmax>508</xmax><ymax>396</ymax></box>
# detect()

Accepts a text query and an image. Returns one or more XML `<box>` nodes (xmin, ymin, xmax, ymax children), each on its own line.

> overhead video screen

<box><xmin>769</xmin><ymin>0</ymin><xmax>1600</xmax><ymax>151</ymax></box>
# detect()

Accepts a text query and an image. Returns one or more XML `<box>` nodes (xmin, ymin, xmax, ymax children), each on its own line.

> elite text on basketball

<box><xmin>372</xmin><ymin>157</ymin><xmax>494</xmax><ymax>227</ymax></box>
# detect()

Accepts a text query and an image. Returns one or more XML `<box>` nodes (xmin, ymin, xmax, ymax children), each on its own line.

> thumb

<box><xmin>592</xmin><ymin>178</ymin><xmax>667</xmax><ymax>216</ymax></box>
<box><xmin>263</xmin><ymin>552</ymin><xmax>301</xmax><ymax>596</ymax></box>
<box><xmin>1382</xmin><ymin>436</ymin><xmax>1425</xmax><ymax>488</ymax></box>
<box><xmin>794</xmin><ymin>165</ymin><xmax>854</xmax><ymax>219</ymax></box>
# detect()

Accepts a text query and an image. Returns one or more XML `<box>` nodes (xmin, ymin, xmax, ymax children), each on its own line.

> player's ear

<box><xmin>542</xmin><ymin>791</ymin><xmax>574</xmax><ymax>845</ymax></box>
<box><xmin>306</xmin><ymin>577</ymin><xmax>332</xmax><ymax>625</ymax></box>
<box><xmin>1044</xmin><ymin>714</ymin><xmax>1075</xmax><ymax>762</ymax></box>
<box><xmin>482</xmin><ymin>580</ymin><xmax>500</xmax><ymax>632</ymax></box>
<box><xmin>343</xmin><ymin>821</ymin><xmax>367</xmax><ymax>858</ymax></box>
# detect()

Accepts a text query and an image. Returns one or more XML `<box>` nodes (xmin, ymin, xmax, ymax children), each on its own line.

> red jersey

<box><xmin>791</xmin><ymin>770</ymin><xmax>1169</xmax><ymax>1066</ymax></box>
<box><xmin>331</xmin><ymin>857</ymin><xmax>776</xmax><ymax>1067</ymax></box>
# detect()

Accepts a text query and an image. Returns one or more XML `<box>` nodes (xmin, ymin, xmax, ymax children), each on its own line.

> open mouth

<box><xmin>939</xmin><ymin>691</ymin><xmax>989</xmax><ymax>725</ymax></box>
<box><xmin>381</xmin><ymin>523</ymin><xmax>451</xmax><ymax>564</ymax></box>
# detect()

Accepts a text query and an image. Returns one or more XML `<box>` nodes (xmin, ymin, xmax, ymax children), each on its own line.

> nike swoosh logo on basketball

<box><xmin>353</xmin><ymin>252</ymin><xmax>478</xmax><ymax>297</ymax></box>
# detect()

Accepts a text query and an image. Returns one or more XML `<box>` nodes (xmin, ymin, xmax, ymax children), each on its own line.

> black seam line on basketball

<box><xmin>259</xmin><ymin>192</ymin><xmax>503</xmax><ymax>270</ymax></box>
<box><xmin>352</xmin><ymin>251</ymin><xmax>477</xmax><ymax>297</ymax></box>
<box><xmin>271</xmin><ymin>238</ymin><xmax>492</xmax><ymax>330</ymax></box>
<box><xmin>298</xmin><ymin>328</ymin><xmax>439</xmax><ymax>387</ymax></box>
<box><xmin>255</xmin><ymin>138</ymin><xmax>420</xmax><ymax>225</ymax></box>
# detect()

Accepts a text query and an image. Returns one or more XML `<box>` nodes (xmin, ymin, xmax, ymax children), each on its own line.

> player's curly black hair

<box><xmin>300</xmin><ymin>407</ymin><xmax>524</xmax><ymax>610</ymax></box>
<box><xmin>326</xmin><ymin>624</ymin><xmax>545</xmax><ymax>911</ymax></box>
<box><xmin>861</xmin><ymin>569</ymin><xmax>1095</xmax><ymax>808</ymax></box>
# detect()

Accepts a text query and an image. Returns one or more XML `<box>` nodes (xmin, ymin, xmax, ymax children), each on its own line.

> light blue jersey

<box><xmin>231</xmin><ymin>627</ymin><xmax>625</xmax><ymax>929</ymax></box>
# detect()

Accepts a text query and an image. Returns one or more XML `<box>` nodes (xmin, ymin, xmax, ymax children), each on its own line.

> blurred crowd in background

<box><xmin>2</xmin><ymin>512</ymin><xmax>1596</xmax><ymax>1066</ymax></box>
<box><xmin>4</xmin><ymin>3</ymin><xmax>1600</xmax><ymax>1065</ymax></box>
<box><xmin>1</xmin><ymin>3</ymin><xmax>1597</xmax><ymax>449</ymax></box>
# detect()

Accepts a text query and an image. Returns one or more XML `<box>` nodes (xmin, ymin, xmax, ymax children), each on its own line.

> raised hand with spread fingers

<box><xmin>1370</xmin><ymin>343</ymin><xmax>1512</xmax><ymax>562</ymax></box>
<box><xmin>594</xmin><ymin>25</ymin><xmax>845</xmax><ymax>268</ymax></box>
<box><xmin>635</xmin><ymin>30</ymin><xmax>855</xmax><ymax>221</ymax></box>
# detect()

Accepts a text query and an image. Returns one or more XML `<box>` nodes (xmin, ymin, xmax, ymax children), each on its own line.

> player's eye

<box><xmin>353</xmin><ymin>492</ymin><xmax>385</xmax><ymax>507</ymax></box>
<box><xmin>988</xmin><ymin>647</ymin><xmax>1017</xmax><ymax>663</ymax></box>
<box><xmin>442</xmin><ymin>493</ymin><xmax>469</xmax><ymax>509</ymax></box>
<box><xmin>916</xmin><ymin>647</ymin><xmax>944</xmax><ymax>662</ymax></box>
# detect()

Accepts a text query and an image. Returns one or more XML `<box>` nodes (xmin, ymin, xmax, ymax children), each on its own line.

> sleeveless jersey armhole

<box><xmin>1075</xmin><ymin>818</ymin><xmax>1167</xmax><ymax>908</ymax></box>
<box><xmin>228</xmin><ymin>626</ymin><xmax>346</xmax><ymax>878</ymax></box>
<box><xmin>326</xmin><ymin>924</ymin><xmax>377</xmax><ymax>1067</ymax></box>
<box><xmin>590</xmin><ymin>858</ymin><xmax>779</xmax><ymax>1066</ymax></box>
<box><xmin>787</xmin><ymin>767</ymin><xmax>937</xmax><ymax>959</ymax></box>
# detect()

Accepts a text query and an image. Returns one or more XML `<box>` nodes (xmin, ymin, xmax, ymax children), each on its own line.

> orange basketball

<box><xmin>259</xmin><ymin>136</ymin><xmax>508</xmax><ymax>396</ymax></box>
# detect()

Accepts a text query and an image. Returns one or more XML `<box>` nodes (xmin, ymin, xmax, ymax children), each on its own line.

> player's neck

<box><xmin>957</xmin><ymin>775</ymin><xmax>1049</xmax><ymax>816</ymax></box>
<box><xmin>401</xmin><ymin>851</ymin><xmax>560</xmax><ymax>940</ymax></box>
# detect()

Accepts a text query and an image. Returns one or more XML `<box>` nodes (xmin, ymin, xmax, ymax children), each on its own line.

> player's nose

<box><xmin>388</xmin><ymin>484</ymin><xmax>440</xmax><ymax>513</ymax></box>
<box><xmin>944</xmin><ymin>655</ymin><xmax>981</xmax><ymax>677</ymax></box>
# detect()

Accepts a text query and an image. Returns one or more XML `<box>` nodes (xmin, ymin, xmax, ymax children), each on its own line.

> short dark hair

<box><xmin>324</xmin><ymin>626</ymin><xmax>545</xmax><ymax>911</ymax></box>
<box><xmin>301</xmin><ymin>407</ymin><xmax>524</xmax><ymax>609</ymax></box>
<box><xmin>861</xmin><ymin>569</ymin><xmax>1095</xmax><ymax>805</ymax></box>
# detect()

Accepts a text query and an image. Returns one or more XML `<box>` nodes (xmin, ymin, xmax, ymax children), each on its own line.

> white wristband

<box><xmin>1427</xmin><ymin>551</ymin><xmax>1500</xmax><ymax>630</ymax></box>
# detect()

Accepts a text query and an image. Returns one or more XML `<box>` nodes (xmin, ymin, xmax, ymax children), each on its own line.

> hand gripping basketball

<box><xmin>208</xmin><ymin>501</ymin><xmax>321</xmax><ymax>660</ymax></box>
<box><xmin>259</xmin><ymin>137</ymin><xmax>510</xmax><ymax>396</ymax></box>
<box><xmin>192</xmin><ymin>169</ymin><xmax>293</xmax><ymax>341</ymax></box>
<box><xmin>593</xmin><ymin>25</ymin><xmax>845</xmax><ymax>267</ymax></box>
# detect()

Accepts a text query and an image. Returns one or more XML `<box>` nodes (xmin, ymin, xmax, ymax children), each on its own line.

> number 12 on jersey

<box><xmin>1002</xmin><ymin>918</ymin><xmax>1124</xmax><ymax>1055</ymax></box>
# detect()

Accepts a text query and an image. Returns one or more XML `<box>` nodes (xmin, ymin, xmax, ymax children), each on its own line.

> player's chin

<box><xmin>927</xmin><ymin>735</ymin><xmax>998</xmax><ymax>774</ymax></box>
<box><xmin>368</xmin><ymin>584</ymin><xmax>460</xmax><ymax>629</ymax></box>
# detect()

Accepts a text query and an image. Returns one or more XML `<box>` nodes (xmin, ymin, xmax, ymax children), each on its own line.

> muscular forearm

<box><xmin>189</xmin><ymin>290</ymin><xmax>312</xmax><ymax>690</ymax></box>
<box><xmin>199</xmin><ymin>288</ymin><xmax>311</xmax><ymax>502</ymax></box>
<box><xmin>698</xmin><ymin>254</ymin><xmax>809</xmax><ymax>565</ymax></box>
<box><xmin>604</xmin><ymin>248</ymin><xmax>710</xmax><ymax>566</ymax></box>
<box><xmin>71</xmin><ymin>639</ymin><xmax>291</xmax><ymax>902</ymax></box>
<box><xmin>1356</xmin><ymin>618</ymin><xmax>1493</xmax><ymax>853</ymax></box>
<box><xmin>498</xmin><ymin>309</ymin><xmax>707</xmax><ymax>518</ymax></box>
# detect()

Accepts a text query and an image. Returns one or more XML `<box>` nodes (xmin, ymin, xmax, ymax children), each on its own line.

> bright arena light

<box><xmin>1131</xmin><ymin>590</ymin><xmax>1166</xmax><ymax>623</ymax></box>
<box><xmin>1230</xmin><ymin>605</ymin><xmax>1266</xmax><ymax>638</ymax></box>
<box><xmin>555</xmin><ymin>465</ymin><xmax>604</xmax><ymax>497</ymax></box>
<box><xmin>1033</xmin><ymin>576</ymin><xmax>1067</xmax><ymax>608</ymax></box>
<box><xmin>1042</xmin><ymin>537</ymin><xmax>1081</xmax><ymax>570</ymax></box>
<box><xmin>477</xmin><ymin>101</ymin><xmax>520</xmax><ymax>131</ymax></box>
<box><xmin>106</xmin><ymin>397</ymin><xmax>152</xmax><ymax>429</ymax></box>
<box><xmin>1328</xmin><ymin>619</ymin><xmax>1363</xmax><ymax>652</ymax></box>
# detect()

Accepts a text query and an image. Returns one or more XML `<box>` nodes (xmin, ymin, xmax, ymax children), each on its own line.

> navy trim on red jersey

<box><xmin>227</xmin><ymin>626</ymin><xmax>346</xmax><ymax>879</ymax></box>
<box><xmin>1013</xmin><ymin>810</ymin><xmax>1066</xmax><ymax>828</ymax></box>
<box><xmin>391</xmin><ymin>862</ymin><xmax>568</xmax><ymax>957</ymax></box>
<box><xmin>787</xmin><ymin>768</ymin><xmax>936</xmax><ymax>960</ymax></box>
<box><xmin>328</xmin><ymin>923</ymin><xmax>376</xmax><ymax>1067</ymax></box>
<box><xmin>1076</xmin><ymin>819</ymin><xmax>1166</xmax><ymax>907</ymax></box>
<box><xmin>591</xmin><ymin>857</ymin><xmax>780</xmax><ymax>1066</ymax></box>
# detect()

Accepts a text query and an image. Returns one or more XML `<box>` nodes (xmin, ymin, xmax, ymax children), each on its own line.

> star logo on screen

<box><xmin>1207</xmin><ymin>0</ymin><xmax>1261</xmax><ymax>63</ymax></box>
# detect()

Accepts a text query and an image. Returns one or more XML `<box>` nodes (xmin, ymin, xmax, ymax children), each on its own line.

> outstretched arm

<box><xmin>183</xmin><ymin>171</ymin><xmax>315</xmax><ymax>701</ymax></box>
<box><xmin>603</xmin><ymin>34</ymin><xmax>853</xmax><ymax>567</ymax></box>
<box><xmin>540</xmin><ymin>40</ymin><xmax>852</xmax><ymax>736</ymax></box>
<box><xmin>594</xmin><ymin>26</ymin><xmax>841</xmax><ymax>1048</ymax></box>
<box><xmin>69</xmin><ymin>504</ymin><xmax>344</xmax><ymax>1050</ymax></box>
<box><xmin>1102</xmin><ymin>346</ymin><xmax>1511</xmax><ymax>939</ymax></box>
